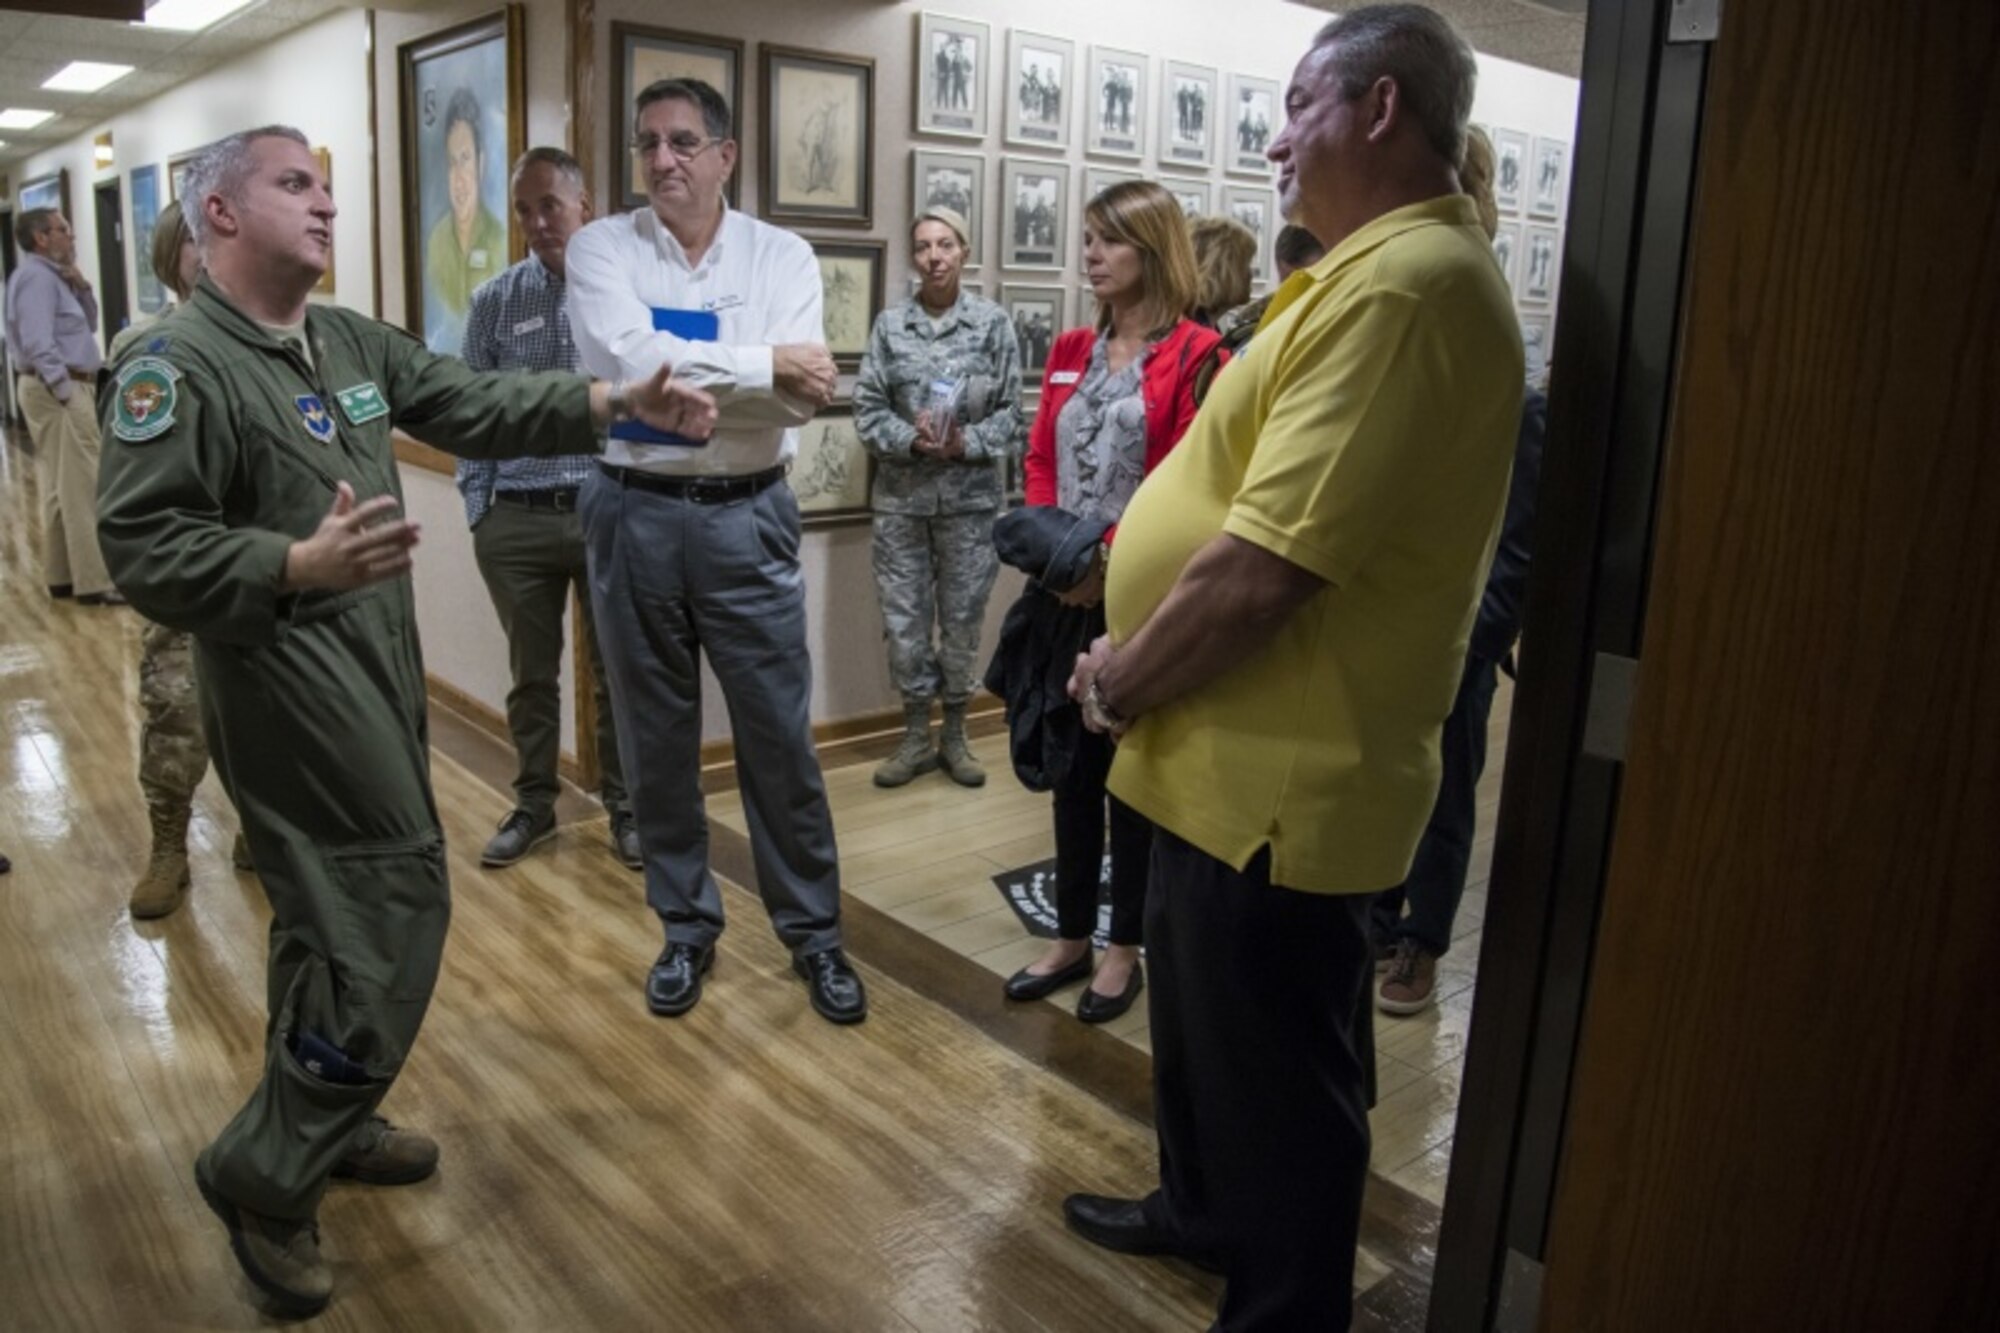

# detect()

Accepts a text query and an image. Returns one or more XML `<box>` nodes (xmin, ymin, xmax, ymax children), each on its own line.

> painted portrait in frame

<box><xmin>761</xmin><ymin>44</ymin><xmax>875</xmax><ymax>230</ymax></box>
<box><xmin>791</xmin><ymin>408</ymin><xmax>871</xmax><ymax>522</ymax></box>
<box><xmin>399</xmin><ymin>7</ymin><xmax>525</xmax><ymax>355</ymax></box>
<box><xmin>915</xmin><ymin>12</ymin><xmax>990</xmax><ymax>139</ymax></box>
<box><xmin>813</xmin><ymin>239</ymin><xmax>885</xmax><ymax>371</ymax></box>
<box><xmin>611</xmin><ymin>24</ymin><xmax>743</xmax><ymax>210</ymax></box>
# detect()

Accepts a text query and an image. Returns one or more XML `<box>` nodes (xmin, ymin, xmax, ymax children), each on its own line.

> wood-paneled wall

<box><xmin>1540</xmin><ymin>1</ymin><xmax>2000</xmax><ymax>1327</ymax></box>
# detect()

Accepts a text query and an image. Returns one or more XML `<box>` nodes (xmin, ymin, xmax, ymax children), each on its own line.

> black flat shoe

<box><xmin>794</xmin><ymin>947</ymin><xmax>868</xmax><ymax>1025</ymax></box>
<box><xmin>1077</xmin><ymin>964</ymin><xmax>1144</xmax><ymax>1024</ymax></box>
<box><xmin>1061</xmin><ymin>1193</ymin><xmax>1223</xmax><ymax>1274</ymax></box>
<box><xmin>1003</xmin><ymin>948</ymin><xmax>1094</xmax><ymax>1002</ymax></box>
<box><xmin>646</xmin><ymin>942</ymin><xmax>715</xmax><ymax>1017</ymax></box>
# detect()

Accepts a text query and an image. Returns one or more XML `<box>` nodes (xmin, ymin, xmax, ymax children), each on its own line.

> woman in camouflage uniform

<box><xmin>853</xmin><ymin>208</ymin><xmax>1022</xmax><ymax>788</ymax></box>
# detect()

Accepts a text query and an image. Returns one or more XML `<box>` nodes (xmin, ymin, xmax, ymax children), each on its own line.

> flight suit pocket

<box><xmin>325</xmin><ymin>835</ymin><xmax>451</xmax><ymax>1006</ymax></box>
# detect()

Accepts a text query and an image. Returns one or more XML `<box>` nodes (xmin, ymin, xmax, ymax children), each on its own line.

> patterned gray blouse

<box><xmin>1055</xmin><ymin>335</ymin><xmax>1149</xmax><ymax>523</ymax></box>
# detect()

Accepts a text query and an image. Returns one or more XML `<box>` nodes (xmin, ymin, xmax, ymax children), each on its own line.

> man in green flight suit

<box><xmin>95</xmin><ymin>124</ymin><xmax>715</xmax><ymax>1318</ymax></box>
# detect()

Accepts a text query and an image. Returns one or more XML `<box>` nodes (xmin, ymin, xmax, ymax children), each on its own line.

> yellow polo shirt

<box><xmin>1105</xmin><ymin>194</ymin><xmax>1523</xmax><ymax>893</ymax></box>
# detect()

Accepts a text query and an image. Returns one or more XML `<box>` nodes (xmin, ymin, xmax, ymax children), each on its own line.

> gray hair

<box><xmin>1314</xmin><ymin>4</ymin><xmax>1478</xmax><ymax>166</ymax></box>
<box><xmin>511</xmin><ymin>146</ymin><xmax>587</xmax><ymax>197</ymax></box>
<box><xmin>635</xmin><ymin>78</ymin><xmax>732</xmax><ymax>142</ymax></box>
<box><xmin>181</xmin><ymin>124</ymin><xmax>311</xmax><ymax>252</ymax></box>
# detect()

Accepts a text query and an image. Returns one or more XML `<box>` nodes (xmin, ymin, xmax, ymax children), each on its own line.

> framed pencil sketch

<box><xmin>1493</xmin><ymin>128</ymin><xmax>1529</xmax><ymax>215</ymax></box>
<box><xmin>1521</xmin><ymin>224</ymin><xmax>1561</xmax><ymax>305</ymax></box>
<box><xmin>813</xmin><ymin>239</ymin><xmax>885</xmax><ymax>371</ymax></box>
<box><xmin>1529</xmin><ymin>135</ymin><xmax>1570</xmax><ymax>221</ymax></box>
<box><xmin>398</xmin><ymin>7</ymin><xmax>525</xmax><ymax>356</ymax></box>
<box><xmin>1160</xmin><ymin>175</ymin><xmax>1214</xmax><ymax>219</ymax></box>
<box><xmin>1002</xmin><ymin>283</ymin><xmax>1065</xmax><ymax>377</ymax></box>
<box><xmin>129</xmin><ymin>165</ymin><xmax>164</xmax><ymax>313</ymax></box>
<box><xmin>1493</xmin><ymin>220</ymin><xmax>1522</xmax><ymax>296</ymax></box>
<box><xmin>911</xmin><ymin>147</ymin><xmax>984</xmax><ymax>268</ymax></box>
<box><xmin>761</xmin><ymin>44</ymin><xmax>875</xmax><ymax>230</ymax></box>
<box><xmin>20</xmin><ymin>170</ymin><xmax>69</xmax><ymax>219</ymax></box>
<box><xmin>1159</xmin><ymin>61</ymin><xmax>1218</xmax><ymax>169</ymax></box>
<box><xmin>610</xmin><ymin>24</ymin><xmax>743</xmax><ymax>210</ymax></box>
<box><xmin>792</xmin><ymin>408</ymin><xmax>871</xmax><ymax>522</ymax></box>
<box><xmin>915</xmin><ymin>12</ymin><xmax>989</xmax><ymax>139</ymax></box>
<box><xmin>1005</xmin><ymin>30</ymin><xmax>1073</xmax><ymax>151</ymax></box>
<box><xmin>1085</xmin><ymin>46</ymin><xmax>1147</xmax><ymax>160</ymax></box>
<box><xmin>1223</xmin><ymin>185</ymin><xmax>1275</xmax><ymax>285</ymax></box>
<box><xmin>1226</xmin><ymin>74</ymin><xmax>1278</xmax><ymax>175</ymax></box>
<box><xmin>1001</xmin><ymin>157</ymin><xmax>1069</xmax><ymax>271</ymax></box>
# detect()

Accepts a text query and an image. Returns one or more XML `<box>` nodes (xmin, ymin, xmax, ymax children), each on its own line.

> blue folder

<box><xmin>609</xmin><ymin>306</ymin><xmax>719</xmax><ymax>446</ymax></box>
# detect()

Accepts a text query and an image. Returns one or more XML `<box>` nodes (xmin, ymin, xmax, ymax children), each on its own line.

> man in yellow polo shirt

<box><xmin>1059</xmin><ymin>7</ymin><xmax>1524</xmax><ymax>1328</ymax></box>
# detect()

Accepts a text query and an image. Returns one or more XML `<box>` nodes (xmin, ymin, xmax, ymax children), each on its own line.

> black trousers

<box><xmin>1050</xmin><ymin>724</ymin><xmax>1151</xmax><ymax>945</ymax></box>
<box><xmin>1142</xmin><ymin>828</ymin><xmax>1374</xmax><ymax>1331</ymax></box>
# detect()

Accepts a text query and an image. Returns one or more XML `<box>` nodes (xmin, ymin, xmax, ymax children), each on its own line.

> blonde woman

<box><xmin>1186</xmin><ymin>214</ymin><xmax>1256</xmax><ymax>327</ymax></box>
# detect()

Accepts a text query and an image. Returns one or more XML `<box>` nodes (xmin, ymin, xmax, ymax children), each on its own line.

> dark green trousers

<box><xmin>472</xmin><ymin>498</ymin><xmax>627</xmax><ymax>820</ymax></box>
<box><xmin>199</xmin><ymin>583</ymin><xmax>449</xmax><ymax>1221</ymax></box>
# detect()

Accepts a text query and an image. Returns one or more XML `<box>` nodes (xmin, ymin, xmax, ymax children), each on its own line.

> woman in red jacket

<box><xmin>1006</xmin><ymin>180</ymin><xmax>1223</xmax><ymax>1022</ymax></box>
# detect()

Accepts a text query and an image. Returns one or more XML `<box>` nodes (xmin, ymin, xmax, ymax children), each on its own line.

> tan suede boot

<box><xmin>129</xmin><ymin>807</ymin><xmax>191</xmax><ymax>919</ymax></box>
<box><xmin>937</xmin><ymin>702</ymin><xmax>986</xmax><ymax>788</ymax></box>
<box><xmin>872</xmin><ymin>701</ymin><xmax>938</xmax><ymax>788</ymax></box>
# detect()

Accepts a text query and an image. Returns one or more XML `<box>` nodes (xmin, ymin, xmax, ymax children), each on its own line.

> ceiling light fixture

<box><xmin>44</xmin><ymin>62</ymin><xmax>137</xmax><ymax>94</ymax></box>
<box><xmin>139</xmin><ymin>0</ymin><xmax>259</xmax><ymax>33</ymax></box>
<box><xmin>0</xmin><ymin>109</ymin><xmax>57</xmax><ymax>130</ymax></box>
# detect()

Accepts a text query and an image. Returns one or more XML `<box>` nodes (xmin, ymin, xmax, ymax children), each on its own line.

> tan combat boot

<box><xmin>872</xmin><ymin>701</ymin><xmax>938</xmax><ymax>788</ymax></box>
<box><xmin>937</xmin><ymin>702</ymin><xmax>987</xmax><ymax>788</ymax></box>
<box><xmin>129</xmin><ymin>807</ymin><xmax>191</xmax><ymax>919</ymax></box>
<box><xmin>194</xmin><ymin>1149</ymin><xmax>334</xmax><ymax>1317</ymax></box>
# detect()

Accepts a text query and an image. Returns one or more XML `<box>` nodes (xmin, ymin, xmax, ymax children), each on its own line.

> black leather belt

<box><xmin>494</xmin><ymin>487</ymin><xmax>581</xmax><ymax>512</ymax></box>
<box><xmin>597</xmin><ymin>462</ymin><xmax>787</xmax><ymax>505</ymax></box>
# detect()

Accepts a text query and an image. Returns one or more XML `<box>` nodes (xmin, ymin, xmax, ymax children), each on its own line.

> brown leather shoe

<box><xmin>329</xmin><ymin>1116</ymin><xmax>439</xmax><ymax>1186</ymax></box>
<box><xmin>194</xmin><ymin>1149</ymin><xmax>333</xmax><ymax>1316</ymax></box>
<box><xmin>1377</xmin><ymin>940</ymin><xmax>1439</xmax><ymax>1015</ymax></box>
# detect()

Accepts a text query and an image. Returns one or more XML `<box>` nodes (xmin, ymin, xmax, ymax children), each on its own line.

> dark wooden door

<box><xmin>1539</xmin><ymin>0</ymin><xmax>2000</xmax><ymax>1327</ymax></box>
<box><xmin>92</xmin><ymin>179</ymin><xmax>130</xmax><ymax>354</ymax></box>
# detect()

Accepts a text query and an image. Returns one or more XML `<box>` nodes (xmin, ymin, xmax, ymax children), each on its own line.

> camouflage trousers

<box><xmin>138</xmin><ymin>619</ymin><xmax>210</xmax><ymax>824</ymax></box>
<box><xmin>871</xmin><ymin>511</ymin><xmax>1000</xmax><ymax>705</ymax></box>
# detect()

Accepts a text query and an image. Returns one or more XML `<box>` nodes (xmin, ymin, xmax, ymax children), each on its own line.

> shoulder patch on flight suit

<box><xmin>111</xmin><ymin>357</ymin><xmax>182</xmax><ymax>443</ymax></box>
<box><xmin>335</xmin><ymin>382</ymin><xmax>390</xmax><ymax>426</ymax></box>
<box><xmin>295</xmin><ymin>395</ymin><xmax>337</xmax><ymax>443</ymax></box>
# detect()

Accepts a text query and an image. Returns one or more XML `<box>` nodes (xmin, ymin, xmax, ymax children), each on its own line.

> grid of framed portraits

<box><xmin>792</xmin><ymin>408</ymin><xmax>872</xmax><ymax>523</ymax></box>
<box><xmin>1490</xmin><ymin>125</ymin><xmax>1570</xmax><ymax>358</ymax></box>
<box><xmin>813</xmin><ymin>239</ymin><xmax>885</xmax><ymax>371</ymax></box>
<box><xmin>911</xmin><ymin>148</ymin><xmax>984</xmax><ymax>267</ymax></box>
<box><xmin>611</xmin><ymin>24</ymin><xmax>743</xmax><ymax>209</ymax></box>
<box><xmin>761</xmin><ymin>44</ymin><xmax>875</xmax><ymax>229</ymax></box>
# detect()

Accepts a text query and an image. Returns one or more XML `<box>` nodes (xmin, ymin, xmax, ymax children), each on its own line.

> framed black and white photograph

<box><xmin>1520</xmin><ymin>312</ymin><xmax>1553</xmax><ymax>380</ymax></box>
<box><xmin>1001</xmin><ymin>157</ymin><xmax>1069</xmax><ymax>271</ymax></box>
<box><xmin>1161</xmin><ymin>174</ymin><xmax>1213</xmax><ymax>218</ymax></box>
<box><xmin>1085</xmin><ymin>45</ymin><xmax>1147</xmax><ymax>160</ymax></box>
<box><xmin>910</xmin><ymin>148</ymin><xmax>984</xmax><ymax>268</ymax></box>
<box><xmin>1226</xmin><ymin>73</ymin><xmax>1278</xmax><ymax>175</ymax></box>
<box><xmin>1493</xmin><ymin>220</ymin><xmax>1522</xmax><ymax>296</ymax></box>
<box><xmin>1223</xmin><ymin>185</ymin><xmax>1275</xmax><ymax>285</ymax></box>
<box><xmin>1529</xmin><ymin>135</ymin><xmax>1569</xmax><ymax>221</ymax></box>
<box><xmin>1159</xmin><ymin>61</ymin><xmax>1218</xmax><ymax>169</ymax></box>
<box><xmin>1521</xmin><ymin>223</ymin><xmax>1561</xmax><ymax>305</ymax></box>
<box><xmin>610</xmin><ymin>24</ymin><xmax>743</xmax><ymax>210</ymax></box>
<box><xmin>915</xmin><ymin>12</ymin><xmax>989</xmax><ymax>139</ymax></box>
<box><xmin>1005</xmin><ymin>30</ymin><xmax>1073</xmax><ymax>151</ymax></box>
<box><xmin>813</xmin><ymin>239</ymin><xmax>885</xmax><ymax>371</ymax></box>
<box><xmin>760</xmin><ymin>44</ymin><xmax>875</xmax><ymax>230</ymax></box>
<box><xmin>1002</xmin><ymin>283</ymin><xmax>1066</xmax><ymax>377</ymax></box>
<box><xmin>1493</xmin><ymin>128</ymin><xmax>1529</xmax><ymax>216</ymax></box>
<box><xmin>792</xmin><ymin>407</ymin><xmax>871</xmax><ymax>522</ymax></box>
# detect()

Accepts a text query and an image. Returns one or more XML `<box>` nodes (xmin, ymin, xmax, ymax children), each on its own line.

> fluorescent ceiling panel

<box><xmin>140</xmin><ymin>0</ymin><xmax>259</xmax><ymax>33</ymax></box>
<box><xmin>0</xmin><ymin>109</ymin><xmax>57</xmax><ymax>130</ymax></box>
<box><xmin>44</xmin><ymin>62</ymin><xmax>137</xmax><ymax>94</ymax></box>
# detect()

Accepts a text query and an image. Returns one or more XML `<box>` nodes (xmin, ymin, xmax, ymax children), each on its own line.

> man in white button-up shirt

<box><xmin>566</xmin><ymin>76</ymin><xmax>867</xmax><ymax>1025</ymax></box>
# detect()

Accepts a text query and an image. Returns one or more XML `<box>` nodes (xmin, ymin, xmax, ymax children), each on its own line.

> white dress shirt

<box><xmin>565</xmin><ymin>205</ymin><xmax>822</xmax><ymax>476</ymax></box>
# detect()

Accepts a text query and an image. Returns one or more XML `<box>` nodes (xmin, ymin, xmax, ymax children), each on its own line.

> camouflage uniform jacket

<box><xmin>853</xmin><ymin>293</ymin><xmax>1022</xmax><ymax>516</ymax></box>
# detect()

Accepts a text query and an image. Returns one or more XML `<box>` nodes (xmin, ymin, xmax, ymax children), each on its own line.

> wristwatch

<box><xmin>607</xmin><ymin>379</ymin><xmax>634</xmax><ymax>423</ymax></box>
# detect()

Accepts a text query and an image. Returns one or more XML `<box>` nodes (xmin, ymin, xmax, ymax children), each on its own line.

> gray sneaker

<box><xmin>480</xmin><ymin>809</ymin><xmax>556</xmax><ymax>867</ymax></box>
<box><xmin>609</xmin><ymin>812</ymin><xmax>643</xmax><ymax>871</ymax></box>
<box><xmin>194</xmin><ymin>1149</ymin><xmax>333</xmax><ymax>1316</ymax></box>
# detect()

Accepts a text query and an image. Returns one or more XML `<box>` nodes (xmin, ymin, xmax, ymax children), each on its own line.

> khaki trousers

<box><xmin>18</xmin><ymin>375</ymin><xmax>112</xmax><ymax>597</ymax></box>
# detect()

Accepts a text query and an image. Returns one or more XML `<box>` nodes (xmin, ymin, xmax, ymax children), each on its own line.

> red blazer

<box><xmin>1023</xmin><ymin>319</ymin><xmax>1224</xmax><ymax>540</ymax></box>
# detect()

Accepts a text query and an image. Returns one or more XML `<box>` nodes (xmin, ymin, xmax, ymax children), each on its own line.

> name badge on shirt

<box><xmin>1049</xmin><ymin>371</ymin><xmax>1081</xmax><ymax>386</ymax></box>
<box><xmin>335</xmin><ymin>382</ymin><xmax>390</xmax><ymax>426</ymax></box>
<box><xmin>512</xmin><ymin>315</ymin><xmax>546</xmax><ymax>337</ymax></box>
<box><xmin>703</xmin><ymin>293</ymin><xmax>746</xmax><ymax>314</ymax></box>
<box><xmin>470</xmin><ymin>249</ymin><xmax>492</xmax><ymax>269</ymax></box>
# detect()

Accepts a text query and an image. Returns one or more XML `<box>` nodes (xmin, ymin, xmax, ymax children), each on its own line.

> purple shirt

<box><xmin>4</xmin><ymin>253</ymin><xmax>101</xmax><ymax>403</ymax></box>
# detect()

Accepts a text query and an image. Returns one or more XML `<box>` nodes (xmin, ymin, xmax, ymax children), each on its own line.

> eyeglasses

<box><xmin>630</xmin><ymin>132</ymin><xmax>722</xmax><ymax>162</ymax></box>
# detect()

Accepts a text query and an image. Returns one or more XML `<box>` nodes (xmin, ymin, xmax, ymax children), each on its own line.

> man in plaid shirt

<box><xmin>457</xmin><ymin>146</ymin><xmax>636</xmax><ymax>870</ymax></box>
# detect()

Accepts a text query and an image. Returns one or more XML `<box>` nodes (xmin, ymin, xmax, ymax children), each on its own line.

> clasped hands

<box><xmin>1068</xmin><ymin>634</ymin><xmax>1127</xmax><ymax>739</ymax></box>
<box><xmin>910</xmin><ymin>408</ymin><xmax>968</xmax><ymax>461</ymax></box>
<box><xmin>775</xmin><ymin>342</ymin><xmax>840</xmax><ymax>410</ymax></box>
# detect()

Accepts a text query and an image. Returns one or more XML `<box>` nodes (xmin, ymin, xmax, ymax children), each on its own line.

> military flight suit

<box><xmin>96</xmin><ymin>278</ymin><xmax>599</xmax><ymax>1222</ymax></box>
<box><xmin>852</xmin><ymin>293</ymin><xmax>1022</xmax><ymax>706</ymax></box>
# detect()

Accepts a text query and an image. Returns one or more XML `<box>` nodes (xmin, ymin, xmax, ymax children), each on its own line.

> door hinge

<box><xmin>1581</xmin><ymin>651</ymin><xmax>1638</xmax><ymax>762</ymax></box>
<box><xmin>1668</xmin><ymin>0</ymin><xmax>1721</xmax><ymax>43</ymax></box>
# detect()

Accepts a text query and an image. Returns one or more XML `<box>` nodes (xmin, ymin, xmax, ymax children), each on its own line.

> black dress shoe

<box><xmin>1062</xmin><ymin>1194</ymin><xmax>1223</xmax><ymax>1273</ymax></box>
<box><xmin>794</xmin><ymin>947</ymin><xmax>868</xmax><ymax>1024</ymax></box>
<box><xmin>48</xmin><ymin>583</ymin><xmax>73</xmax><ymax>599</ymax></box>
<box><xmin>1003</xmin><ymin>948</ymin><xmax>1093</xmax><ymax>1002</ymax></box>
<box><xmin>77</xmin><ymin>590</ymin><xmax>127</xmax><ymax>607</ymax></box>
<box><xmin>646</xmin><ymin>942</ymin><xmax>714</xmax><ymax>1017</ymax></box>
<box><xmin>1077</xmin><ymin>964</ymin><xmax>1144</xmax><ymax>1024</ymax></box>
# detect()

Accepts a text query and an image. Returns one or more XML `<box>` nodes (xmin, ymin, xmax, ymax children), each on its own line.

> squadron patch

<box><xmin>295</xmin><ymin>394</ymin><xmax>337</xmax><ymax>443</ymax></box>
<box><xmin>111</xmin><ymin>357</ymin><xmax>181</xmax><ymax>443</ymax></box>
<box><xmin>334</xmin><ymin>382</ymin><xmax>390</xmax><ymax>426</ymax></box>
